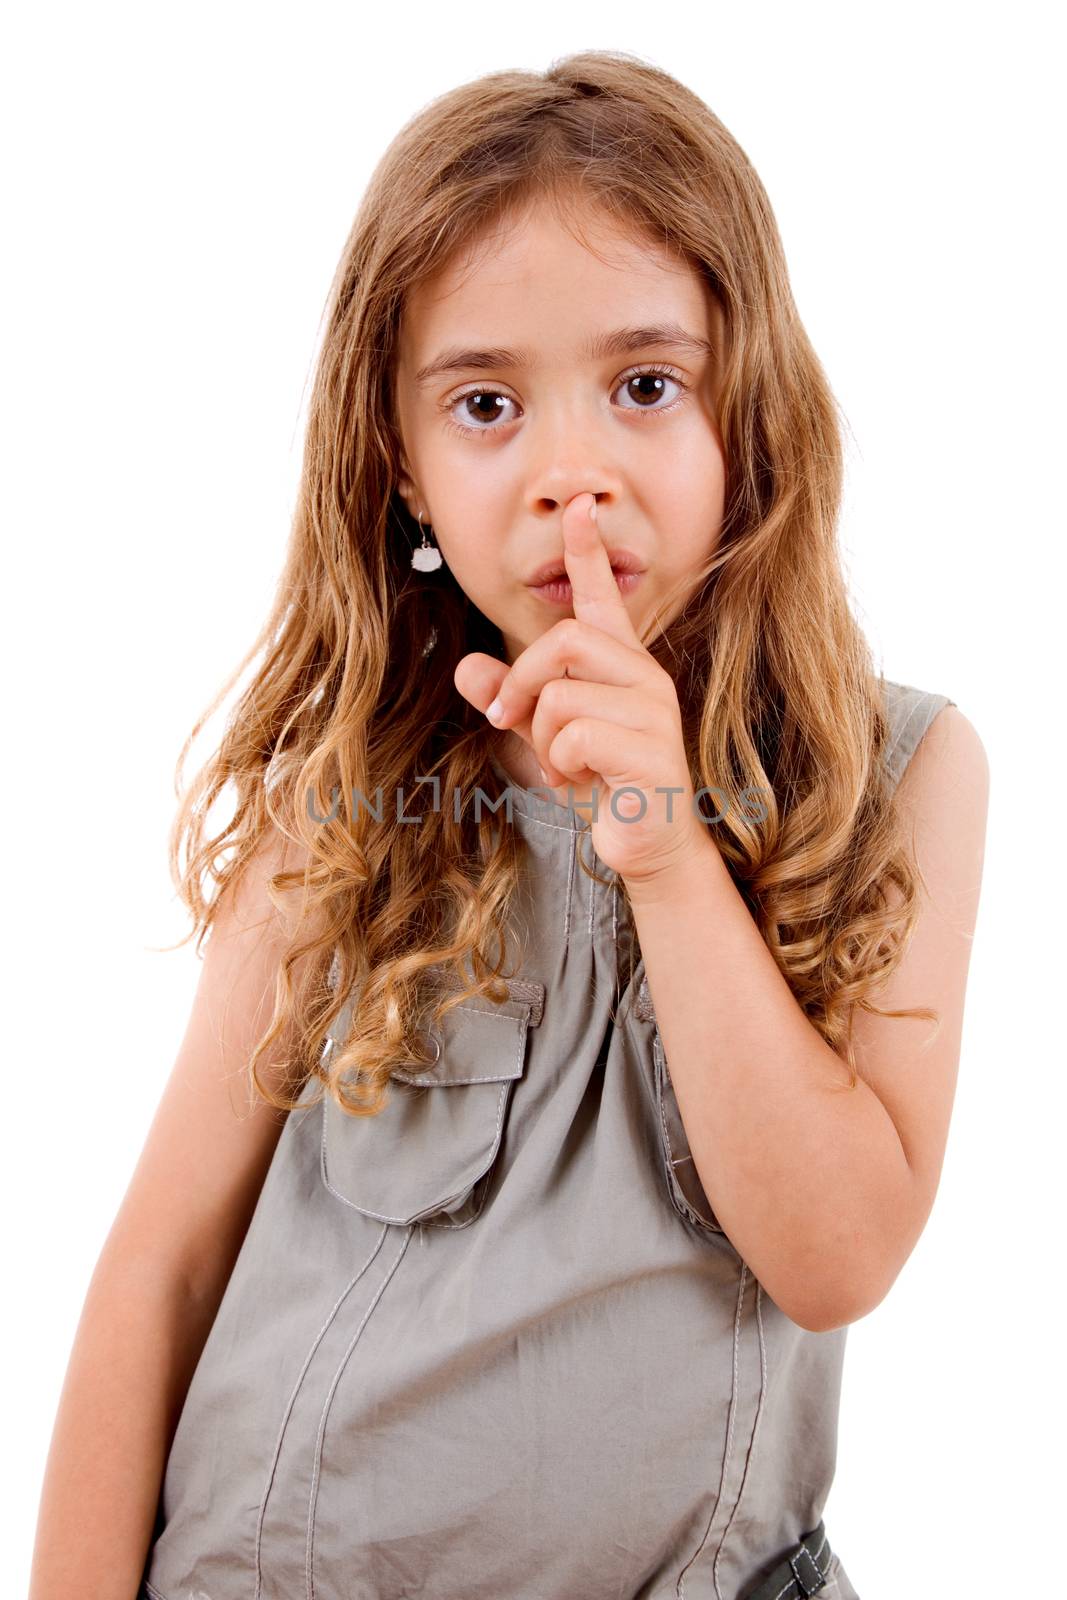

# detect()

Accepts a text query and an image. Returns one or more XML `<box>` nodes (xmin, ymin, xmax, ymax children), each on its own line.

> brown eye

<box><xmin>627</xmin><ymin>374</ymin><xmax>666</xmax><ymax>406</ymax></box>
<box><xmin>464</xmin><ymin>392</ymin><xmax>511</xmax><ymax>424</ymax></box>
<box><xmin>614</xmin><ymin>368</ymin><xmax>685</xmax><ymax>411</ymax></box>
<box><xmin>445</xmin><ymin>390</ymin><xmax>517</xmax><ymax>434</ymax></box>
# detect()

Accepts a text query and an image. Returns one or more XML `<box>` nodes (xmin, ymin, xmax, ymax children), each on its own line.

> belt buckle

<box><xmin>789</xmin><ymin>1544</ymin><xmax>826</xmax><ymax>1596</ymax></box>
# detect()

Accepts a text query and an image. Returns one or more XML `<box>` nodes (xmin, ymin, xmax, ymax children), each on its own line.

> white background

<box><xmin>5</xmin><ymin>2</ymin><xmax>1062</xmax><ymax>1591</ymax></box>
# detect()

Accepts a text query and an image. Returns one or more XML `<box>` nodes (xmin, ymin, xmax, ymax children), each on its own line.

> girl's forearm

<box><xmin>626</xmin><ymin>832</ymin><xmax>918</xmax><ymax>1333</ymax></box>
<box><xmin>29</xmin><ymin>1245</ymin><xmax>218</xmax><ymax>1599</ymax></box>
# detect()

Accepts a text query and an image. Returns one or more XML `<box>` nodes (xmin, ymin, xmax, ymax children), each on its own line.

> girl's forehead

<box><xmin>398</xmin><ymin>205</ymin><xmax>715</xmax><ymax>363</ymax></box>
<box><xmin>421</xmin><ymin>200</ymin><xmax>687</xmax><ymax>301</ymax></box>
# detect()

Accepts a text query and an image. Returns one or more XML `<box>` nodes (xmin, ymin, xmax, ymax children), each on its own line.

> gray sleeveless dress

<box><xmin>140</xmin><ymin>679</ymin><xmax>954</xmax><ymax>1600</ymax></box>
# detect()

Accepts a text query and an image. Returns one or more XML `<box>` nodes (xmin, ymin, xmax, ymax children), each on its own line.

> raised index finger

<box><xmin>563</xmin><ymin>493</ymin><xmax>642</xmax><ymax>647</ymax></box>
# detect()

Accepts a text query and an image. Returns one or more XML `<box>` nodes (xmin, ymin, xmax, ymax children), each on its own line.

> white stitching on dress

<box><xmin>509</xmin><ymin>811</ymin><xmax>578</xmax><ymax>833</ymax></box>
<box><xmin>676</xmin><ymin>1262</ymin><xmax>749</xmax><ymax>1596</ymax></box>
<box><xmin>254</xmin><ymin>1223</ymin><xmax>393</xmax><ymax>1599</ymax></box>
<box><xmin>587</xmin><ymin>845</ymin><xmax>595</xmax><ymax>941</ymax></box>
<box><xmin>305</xmin><ymin>1226</ymin><xmax>416</xmax><ymax>1599</ymax></box>
<box><xmin>564</xmin><ymin>830</ymin><xmax>575</xmax><ymax>954</ymax></box>
<box><xmin>712</xmin><ymin>1282</ymin><xmax>769</xmax><ymax>1598</ymax></box>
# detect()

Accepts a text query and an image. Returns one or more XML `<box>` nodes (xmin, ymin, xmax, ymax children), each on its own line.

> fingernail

<box><xmin>588</xmin><ymin>497</ymin><xmax>597</xmax><ymax>523</ymax></box>
<box><xmin>537</xmin><ymin>765</ymin><xmax>550</xmax><ymax>783</ymax></box>
<box><xmin>486</xmin><ymin>697</ymin><xmax>504</xmax><ymax>724</ymax></box>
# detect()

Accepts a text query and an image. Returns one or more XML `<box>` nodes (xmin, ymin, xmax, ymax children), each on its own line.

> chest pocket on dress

<box><xmin>320</xmin><ymin>977</ymin><xmax>544</xmax><ymax>1230</ymax></box>
<box><xmin>636</xmin><ymin>975</ymin><xmax>726</xmax><ymax>1237</ymax></box>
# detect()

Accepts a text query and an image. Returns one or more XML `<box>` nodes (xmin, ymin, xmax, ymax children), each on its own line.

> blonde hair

<box><xmin>169</xmin><ymin>49</ymin><xmax>937</xmax><ymax>1118</ymax></box>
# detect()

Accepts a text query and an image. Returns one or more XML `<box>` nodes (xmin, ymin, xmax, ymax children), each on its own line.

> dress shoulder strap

<box><xmin>880</xmin><ymin>677</ymin><xmax>957</xmax><ymax>789</ymax></box>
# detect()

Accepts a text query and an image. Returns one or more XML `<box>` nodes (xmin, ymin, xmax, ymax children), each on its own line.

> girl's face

<box><xmin>395</xmin><ymin>195</ymin><xmax>727</xmax><ymax>666</ymax></box>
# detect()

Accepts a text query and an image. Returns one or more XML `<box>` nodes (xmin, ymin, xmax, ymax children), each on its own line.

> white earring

<box><xmin>412</xmin><ymin>509</ymin><xmax>443</xmax><ymax>572</ymax></box>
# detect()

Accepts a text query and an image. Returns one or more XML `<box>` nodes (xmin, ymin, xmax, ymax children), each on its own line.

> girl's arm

<box><xmin>29</xmin><ymin>828</ymin><xmax>324</xmax><ymax>1599</ymax></box>
<box><xmin>626</xmin><ymin>705</ymin><xmax>989</xmax><ymax>1333</ymax></box>
<box><xmin>465</xmin><ymin>502</ymin><xmax>988</xmax><ymax>1332</ymax></box>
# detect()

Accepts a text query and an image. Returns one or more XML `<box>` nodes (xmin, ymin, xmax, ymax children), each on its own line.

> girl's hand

<box><xmin>454</xmin><ymin>492</ymin><xmax>712</xmax><ymax>886</ymax></box>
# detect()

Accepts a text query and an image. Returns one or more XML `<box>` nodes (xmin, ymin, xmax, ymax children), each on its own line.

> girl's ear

<box><xmin>396</xmin><ymin>473</ymin><xmax>420</xmax><ymax>517</ymax></box>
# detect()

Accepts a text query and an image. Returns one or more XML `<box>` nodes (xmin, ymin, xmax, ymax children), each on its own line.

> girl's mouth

<box><xmin>528</xmin><ymin>569</ymin><xmax>645</xmax><ymax>605</ymax></box>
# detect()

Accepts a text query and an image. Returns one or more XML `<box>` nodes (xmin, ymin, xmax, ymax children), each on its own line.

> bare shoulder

<box><xmin>102</xmin><ymin>826</ymin><xmax>328</xmax><ymax>1306</ymax></box>
<box><xmin>896</xmin><ymin>702</ymin><xmax>990</xmax><ymax>819</ymax></box>
<box><xmin>848</xmin><ymin>701</ymin><xmax>990</xmax><ymax>1309</ymax></box>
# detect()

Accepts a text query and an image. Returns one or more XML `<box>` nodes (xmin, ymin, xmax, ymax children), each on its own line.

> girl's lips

<box><xmin>528</xmin><ymin>570</ymin><xmax>645</xmax><ymax>605</ymax></box>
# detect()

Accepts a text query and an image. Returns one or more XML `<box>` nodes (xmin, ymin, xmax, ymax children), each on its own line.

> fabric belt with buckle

<box><xmin>740</xmin><ymin>1520</ymin><xmax>834</xmax><ymax>1599</ymax></box>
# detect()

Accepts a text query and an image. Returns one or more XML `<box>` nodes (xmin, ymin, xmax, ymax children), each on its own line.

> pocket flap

<box><xmin>321</xmin><ymin>977</ymin><xmax>542</xmax><ymax>1226</ymax></box>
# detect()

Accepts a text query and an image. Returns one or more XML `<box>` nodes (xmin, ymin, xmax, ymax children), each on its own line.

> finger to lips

<box><xmin>562</xmin><ymin>492</ymin><xmax>643</xmax><ymax>645</ymax></box>
<box><xmin>483</xmin><ymin>494</ymin><xmax>650</xmax><ymax>766</ymax></box>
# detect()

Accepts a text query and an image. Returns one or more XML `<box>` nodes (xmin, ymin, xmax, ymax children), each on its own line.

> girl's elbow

<box><xmin>778</xmin><ymin>1264</ymin><xmax>892</xmax><ymax>1333</ymax></box>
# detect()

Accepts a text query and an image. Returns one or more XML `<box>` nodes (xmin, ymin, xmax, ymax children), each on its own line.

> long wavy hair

<box><xmin>168</xmin><ymin>48</ymin><xmax>939</xmax><ymax>1119</ymax></box>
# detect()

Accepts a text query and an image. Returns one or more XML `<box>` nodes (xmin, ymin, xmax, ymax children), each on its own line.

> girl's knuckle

<box><xmin>539</xmin><ymin>678</ymin><xmax>565</xmax><ymax>713</ymax></box>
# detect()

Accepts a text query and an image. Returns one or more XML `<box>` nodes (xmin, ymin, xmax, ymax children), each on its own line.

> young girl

<box><xmin>30</xmin><ymin>50</ymin><xmax>988</xmax><ymax>1600</ymax></box>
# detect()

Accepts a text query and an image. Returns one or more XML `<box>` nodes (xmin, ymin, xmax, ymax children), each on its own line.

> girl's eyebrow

<box><xmin>413</xmin><ymin>322</ymin><xmax>715</xmax><ymax>389</ymax></box>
